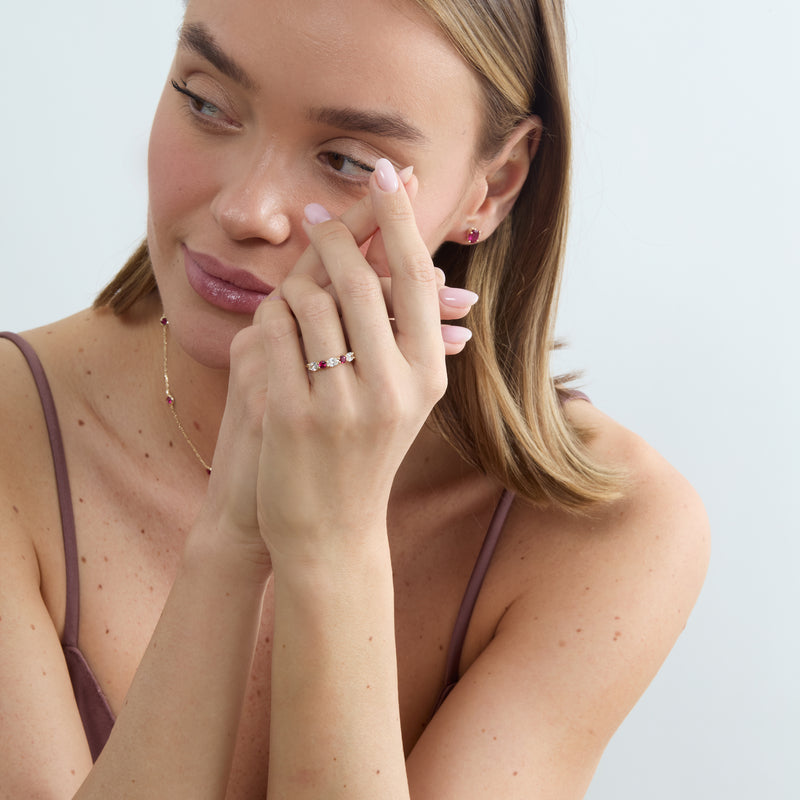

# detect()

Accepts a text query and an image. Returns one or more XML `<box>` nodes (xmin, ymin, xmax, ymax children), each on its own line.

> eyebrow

<box><xmin>178</xmin><ymin>22</ymin><xmax>257</xmax><ymax>90</ymax></box>
<box><xmin>309</xmin><ymin>107</ymin><xmax>428</xmax><ymax>146</ymax></box>
<box><xmin>177</xmin><ymin>22</ymin><xmax>427</xmax><ymax>147</ymax></box>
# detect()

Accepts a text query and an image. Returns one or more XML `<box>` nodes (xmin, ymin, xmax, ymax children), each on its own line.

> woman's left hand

<box><xmin>251</xmin><ymin>159</ymin><xmax>451</xmax><ymax>567</ymax></box>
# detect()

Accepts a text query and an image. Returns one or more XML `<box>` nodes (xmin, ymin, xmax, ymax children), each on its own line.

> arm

<box><xmin>404</xmin><ymin>409</ymin><xmax>710</xmax><ymax>798</ymax></box>
<box><xmin>0</xmin><ymin>337</ymin><xmax>272</xmax><ymax>800</ymax></box>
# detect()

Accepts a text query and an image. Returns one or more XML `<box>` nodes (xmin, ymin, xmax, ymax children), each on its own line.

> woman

<box><xmin>0</xmin><ymin>0</ymin><xmax>709</xmax><ymax>797</ymax></box>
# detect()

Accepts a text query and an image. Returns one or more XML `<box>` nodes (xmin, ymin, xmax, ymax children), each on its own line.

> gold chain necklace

<box><xmin>160</xmin><ymin>315</ymin><xmax>213</xmax><ymax>475</ymax></box>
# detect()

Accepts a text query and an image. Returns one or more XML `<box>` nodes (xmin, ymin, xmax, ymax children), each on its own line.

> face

<box><xmin>148</xmin><ymin>0</ymin><xmax>487</xmax><ymax>367</ymax></box>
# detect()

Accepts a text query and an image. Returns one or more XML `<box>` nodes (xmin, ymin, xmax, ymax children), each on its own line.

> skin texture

<box><xmin>0</xmin><ymin>0</ymin><xmax>710</xmax><ymax>798</ymax></box>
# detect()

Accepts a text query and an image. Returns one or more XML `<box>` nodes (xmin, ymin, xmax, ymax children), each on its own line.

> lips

<box><xmin>183</xmin><ymin>245</ymin><xmax>273</xmax><ymax>314</ymax></box>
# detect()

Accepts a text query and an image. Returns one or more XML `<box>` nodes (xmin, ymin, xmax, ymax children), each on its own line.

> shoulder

<box><xmin>500</xmin><ymin>397</ymin><xmax>710</xmax><ymax>727</ymax></box>
<box><xmin>407</xmin><ymin>403</ymin><xmax>709</xmax><ymax>794</ymax></box>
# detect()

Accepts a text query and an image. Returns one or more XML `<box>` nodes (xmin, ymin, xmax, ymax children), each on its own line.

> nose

<box><xmin>210</xmin><ymin>153</ymin><xmax>292</xmax><ymax>245</ymax></box>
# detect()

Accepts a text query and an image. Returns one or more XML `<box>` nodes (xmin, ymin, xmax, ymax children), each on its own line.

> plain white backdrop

<box><xmin>1</xmin><ymin>2</ymin><xmax>797</xmax><ymax>797</ymax></box>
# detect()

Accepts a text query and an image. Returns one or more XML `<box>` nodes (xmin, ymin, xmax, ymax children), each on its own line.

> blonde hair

<box><xmin>96</xmin><ymin>0</ymin><xmax>621</xmax><ymax>509</ymax></box>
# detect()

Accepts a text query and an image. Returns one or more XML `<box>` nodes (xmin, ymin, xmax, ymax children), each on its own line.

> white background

<box><xmin>1</xmin><ymin>2</ymin><xmax>797</xmax><ymax>797</ymax></box>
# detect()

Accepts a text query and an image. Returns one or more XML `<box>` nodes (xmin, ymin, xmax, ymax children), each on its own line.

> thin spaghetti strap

<box><xmin>434</xmin><ymin>488</ymin><xmax>515</xmax><ymax>711</ymax></box>
<box><xmin>0</xmin><ymin>332</ymin><xmax>80</xmax><ymax>647</ymax></box>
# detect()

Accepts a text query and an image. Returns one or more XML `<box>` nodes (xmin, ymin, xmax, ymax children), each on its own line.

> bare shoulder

<box><xmin>563</xmin><ymin>395</ymin><xmax>710</xmax><ymax>562</ymax></box>
<box><xmin>406</xmin><ymin>399</ymin><xmax>710</xmax><ymax>797</ymax></box>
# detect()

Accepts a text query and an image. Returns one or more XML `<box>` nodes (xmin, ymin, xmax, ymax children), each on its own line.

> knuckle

<box><xmin>293</xmin><ymin>290</ymin><xmax>335</xmax><ymax>322</ymax></box>
<box><xmin>398</xmin><ymin>251</ymin><xmax>436</xmax><ymax>284</ymax></box>
<box><xmin>381</xmin><ymin>192</ymin><xmax>415</xmax><ymax>223</ymax></box>
<box><xmin>338</xmin><ymin>272</ymin><xmax>382</xmax><ymax>303</ymax></box>
<box><xmin>311</xmin><ymin>219</ymin><xmax>351</xmax><ymax>248</ymax></box>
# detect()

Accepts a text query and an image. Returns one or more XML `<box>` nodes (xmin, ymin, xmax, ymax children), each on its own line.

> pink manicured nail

<box><xmin>304</xmin><ymin>203</ymin><xmax>332</xmax><ymax>224</ymax></box>
<box><xmin>375</xmin><ymin>158</ymin><xmax>399</xmax><ymax>193</ymax></box>
<box><xmin>439</xmin><ymin>287</ymin><xmax>479</xmax><ymax>308</ymax></box>
<box><xmin>441</xmin><ymin>325</ymin><xmax>473</xmax><ymax>344</ymax></box>
<box><xmin>398</xmin><ymin>165</ymin><xmax>414</xmax><ymax>184</ymax></box>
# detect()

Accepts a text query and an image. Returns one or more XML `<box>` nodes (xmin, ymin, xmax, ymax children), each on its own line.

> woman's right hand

<box><xmin>201</xmin><ymin>168</ymin><xmax>475</xmax><ymax>552</ymax></box>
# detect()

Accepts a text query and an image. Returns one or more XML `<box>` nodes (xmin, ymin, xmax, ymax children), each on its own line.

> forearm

<box><xmin>76</xmin><ymin>521</ymin><xmax>270</xmax><ymax>800</ymax></box>
<box><xmin>267</xmin><ymin>535</ymin><xmax>409</xmax><ymax>800</ymax></box>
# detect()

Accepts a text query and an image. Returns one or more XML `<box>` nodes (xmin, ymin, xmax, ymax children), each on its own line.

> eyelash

<box><xmin>171</xmin><ymin>79</ymin><xmax>231</xmax><ymax>127</ymax></box>
<box><xmin>170</xmin><ymin>78</ymin><xmax>378</xmax><ymax>184</ymax></box>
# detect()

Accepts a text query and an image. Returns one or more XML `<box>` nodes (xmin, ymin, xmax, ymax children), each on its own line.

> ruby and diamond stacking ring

<box><xmin>305</xmin><ymin>351</ymin><xmax>356</xmax><ymax>372</ymax></box>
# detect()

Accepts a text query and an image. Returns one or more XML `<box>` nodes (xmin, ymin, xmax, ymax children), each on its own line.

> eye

<box><xmin>322</xmin><ymin>152</ymin><xmax>375</xmax><ymax>179</ymax></box>
<box><xmin>170</xmin><ymin>79</ymin><xmax>231</xmax><ymax>125</ymax></box>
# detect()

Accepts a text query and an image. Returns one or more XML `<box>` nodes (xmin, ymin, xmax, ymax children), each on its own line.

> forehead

<box><xmin>181</xmin><ymin>0</ymin><xmax>483</xmax><ymax>149</ymax></box>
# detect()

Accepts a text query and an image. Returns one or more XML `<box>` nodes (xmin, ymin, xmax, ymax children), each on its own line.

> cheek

<box><xmin>147</xmin><ymin>102</ymin><xmax>216</xmax><ymax>231</ymax></box>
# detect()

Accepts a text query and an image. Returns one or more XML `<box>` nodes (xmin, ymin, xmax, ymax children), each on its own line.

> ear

<box><xmin>447</xmin><ymin>116</ymin><xmax>542</xmax><ymax>244</ymax></box>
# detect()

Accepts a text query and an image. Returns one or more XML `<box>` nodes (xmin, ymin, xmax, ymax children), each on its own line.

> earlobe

<box><xmin>447</xmin><ymin>116</ymin><xmax>542</xmax><ymax>244</ymax></box>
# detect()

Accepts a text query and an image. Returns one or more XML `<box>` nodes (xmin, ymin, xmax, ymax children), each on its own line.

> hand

<box><xmin>293</xmin><ymin>169</ymin><xmax>477</xmax><ymax>354</ymax></box>
<box><xmin>253</xmin><ymin>159</ymin><xmax>450</xmax><ymax>567</ymax></box>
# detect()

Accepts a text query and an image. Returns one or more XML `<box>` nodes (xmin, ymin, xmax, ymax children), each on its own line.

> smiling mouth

<box><xmin>183</xmin><ymin>246</ymin><xmax>273</xmax><ymax>314</ymax></box>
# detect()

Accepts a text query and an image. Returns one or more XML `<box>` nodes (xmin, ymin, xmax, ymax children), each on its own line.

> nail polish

<box><xmin>441</xmin><ymin>325</ymin><xmax>473</xmax><ymax>344</ymax></box>
<box><xmin>439</xmin><ymin>287</ymin><xmax>479</xmax><ymax>308</ymax></box>
<box><xmin>304</xmin><ymin>203</ymin><xmax>332</xmax><ymax>224</ymax></box>
<box><xmin>375</xmin><ymin>158</ymin><xmax>399</xmax><ymax>193</ymax></box>
<box><xmin>398</xmin><ymin>165</ymin><xmax>414</xmax><ymax>184</ymax></box>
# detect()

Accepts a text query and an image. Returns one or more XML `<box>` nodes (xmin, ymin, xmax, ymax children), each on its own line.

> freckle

<box><xmin>520</xmin><ymin>555</ymin><xmax>525</xmax><ymax>561</ymax></box>
<box><xmin>42</xmin><ymin>670</ymin><xmax>47</xmax><ymax>676</ymax></box>
<box><xmin>79</xmin><ymin>498</ymin><xmax>84</xmax><ymax>503</ymax></box>
<box><xmin>265</xmin><ymin>637</ymin><xmax>270</xmax><ymax>644</ymax></box>
<box><xmin>104</xmin><ymin>556</ymin><xmax>109</xmax><ymax>562</ymax></box>
<box><xmin>71</xmin><ymin>769</ymin><xmax>75</xmax><ymax>775</ymax></box>
<box><xmin>105</xmin><ymin>395</ymin><xmax>110</xmax><ymax>400</ymax></box>
<box><xmin>257</xmin><ymin>689</ymin><xmax>262</xmax><ymax>697</ymax></box>
<box><xmin>30</xmin><ymin>624</ymin><xmax>36</xmax><ymax>630</ymax></box>
<box><xmin>105</xmin><ymin>628</ymin><xmax>110</xmax><ymax>634</ymax></box>
<box><xmin>81</xmin><ymin>556</ymin><xmax>87</xmax><ymax>563</ymax></box>
<box><xmin>97</xmin><ymin>584</ymin><xmax>103</xmax><ymax>590</ymax></box>
<box><xmin>193</xmin><ymin>421</ymin><xmax>201</xmax><ymax>431</ymax></box>
<box><xmin>169</xmin><ymin>440</ymin><xmax>174</xmax><ymax>447</ymax></box>
<box><xmin>138</xmin><ymin>429</ymin><xmax>143</xmax><ymax>435</ymax></box>
<box><xmin>576</xmin><ymin>628</ymin><xmax>583</xmax><ymax>633</ymax></box>
<box><xmin>77</xmin><ymin>419</ymin><xmax>85</xmax><ymax>426</ymax></box>
<box><xmin>366</xmin><ymin>684</ymin><xmax>371</xmax><ymax>689</ymax></box>
<box><xmin>513</xmin><ymin>771</ymin><xmax>519</xmax><ymax>776</ymax></box>
<box><xmin>140</xmin><ymin>529</ymin><xmax>145</xmax><ymax>534</ymax></box>
<box><xmin>584</xmin><ymin>586</ymin><xmax>591</xmax><ymax>592</ymax></box>
<box><xmin>439</xmin><ymin>644</ymin><xmax>443</xmax><ymax>651</ymax></box>
<box><xmin>558</xmin><ymin>640</ymin><xmax>566</xmax><ymax>647</ymax></box>
<box><xmin>149</xmin><ymin>586</ymin><xmax>154</xmax><ymax>592</ymax></box>
<box><xmin>145</xmin><ymin>453</ymin><xmax>150</xmax><ymax>459</ymax></box>
<box><xmin>493</xmin><ymin>736</ymin><xmax>497</xmax><ymax>741</ymax></box>
<box><xmin>226</xmin><ymin>592</ymin><xmax>231</xmax><ymax>597</ymax></box>
<box><xmin>12</xmin><ymin>505</ymin><xmax>19</xmax><ymax>514</ymax></box>
<box><xmin>368</xmin><ymin>636</ymin><xmax>373</xmax><ymax>642</ymax></box>
<box><xmin>376</xmin><ymin>770</ymin><xmax>380</xmax><ymax>775</ymax></box>
<box><xmin>615</xmin><ymin>616</ymin><xmax>621</xmax><ymax>620</ymax></box>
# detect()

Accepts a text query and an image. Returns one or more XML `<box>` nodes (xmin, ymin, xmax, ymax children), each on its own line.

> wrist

<box><xmin>183</xmin><ymin>511</ymin><xmax>273</xmax><ymax>589</ymax></box>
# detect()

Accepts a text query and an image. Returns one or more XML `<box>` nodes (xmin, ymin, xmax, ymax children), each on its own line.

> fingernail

<box><xmin>398</xmin><ymin>165</ymin><xmax>414</xmax><ymax>184</ymax></box>
<box><xmin>434</xmin><ymin>267</ymin><xmax>446</xmax><ymax>287</ymax></box>
<box><xmin>375</xmin><ymin>158</ymin><xmax>399</xmax><ymax>193</ymax></box>
<box><xmin>304</xmin><ymin>203</ymin><xmax>332</xmax><ymax>224</ymax></box>
<box><xmin>441</xmin><ymin>325</ymin><xmax>473</xmax><ymax>344</ymax></box>
<box><xmin>439</xmin><ymin>287</ymin><xmax>479</xmax><ymax>308</ymax></box>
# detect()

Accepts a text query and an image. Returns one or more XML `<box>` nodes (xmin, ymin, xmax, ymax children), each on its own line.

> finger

<box><xmin>301</xmin><ymin>228</ymin><xmax>395</xmax><ymax>368</ymax></box>
<box><xmin>278</xmin><ymin>274</ymin><xmax>349</xmax><ymax>378</ymax></box>
<box><xmin>292</xmin><ymin>170</ymin><xmax>417</xmax><ymax>287</ymax></box>
<box><xmin>369</xmin><ymin>159</ymin><xmax>442</xmax><ymax>364</ymax></box>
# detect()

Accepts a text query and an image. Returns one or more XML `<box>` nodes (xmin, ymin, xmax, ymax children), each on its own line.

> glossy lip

<box><xmin>183</xmin><ymin>245</ymin><xmax>273</xmax><ymax>314</ymax></box>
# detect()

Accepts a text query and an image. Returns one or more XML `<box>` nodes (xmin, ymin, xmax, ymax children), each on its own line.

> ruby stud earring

<box><xmin>466</xmin><ymin>228</ymin><xmax>481</xmax><ymax>245</ymax></box>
